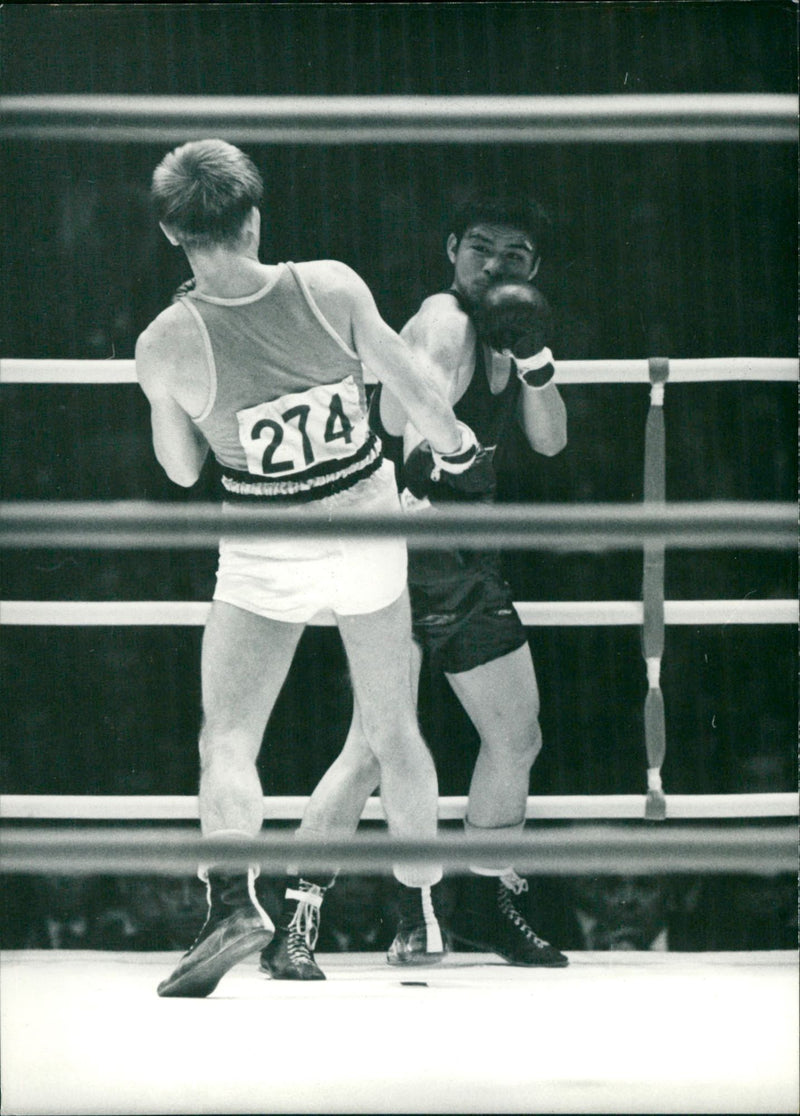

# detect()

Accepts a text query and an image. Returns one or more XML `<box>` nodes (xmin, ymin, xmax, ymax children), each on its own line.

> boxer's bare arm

<box><xmin>518</xmin><ymin>380</ymin><xmax>567</xmax><ymax>456</ymax></box>
<box><xmin>388</xmin><ymin>294</ymin><xmax>474</xmax><ymax>456</ymax></box>
<box><xmin>300</xmin><ymin>261</ymin><xmax>463</xmax><ymax>456</ymax></box>
<box><xmin>136</xmin><ymin>313</ymin><xmax>210</xmax><ymax>486</ymax></box>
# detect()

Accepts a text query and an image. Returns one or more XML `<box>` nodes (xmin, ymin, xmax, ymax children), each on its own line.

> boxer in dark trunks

<box><xmin>301</xmin><ymin>197</ymin><xmax>570</xmax><ymax>968</ymax></box>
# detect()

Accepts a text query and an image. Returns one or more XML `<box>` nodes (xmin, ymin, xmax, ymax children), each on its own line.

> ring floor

<box><xmin>2</xmin><ymin>949</ymin><xmax>797</xmax><ymax>1114</ymax></box>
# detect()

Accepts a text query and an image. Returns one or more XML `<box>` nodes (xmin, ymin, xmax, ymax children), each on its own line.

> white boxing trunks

<box><xmin>213</xmin><ymin>461</ymin><xmax>407</xmax><ymax>623</ymax></box>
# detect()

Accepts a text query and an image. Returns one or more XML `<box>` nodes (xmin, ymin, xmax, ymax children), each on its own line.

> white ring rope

<box><xmin>2</xmin><ymin>793</ymin><xmax>796</xmax><ymax>822</ymax></box>
<box><xmin>0</xmin><ymin>93</ymin><xmax>796</xmax><ymax>144</ymax></box>
<box><xmin>2</xmin><ymin>357</ymin><xmax>797</xmax><ymax>385</ymax></box>
<box><xmin>2</xmin><ymin>599</ymin><xmax>796</xmax><ymax>627</ymax></box>
<box><xmin>1</xmin><ymin>825</ymin><xmax>794</xmax><ymax>876</ymax></box>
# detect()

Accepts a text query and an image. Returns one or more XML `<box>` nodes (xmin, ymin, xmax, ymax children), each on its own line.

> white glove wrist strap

<box><xmin>512</xmin><ymin>346</ymin><xmax>554</xmax><ymax>375</ymax></box>
<box><xmin>431</xmin><ymin>420</ymin><xmax>478</xmax><ymax>477</ymax></box>
<box><xmin>513</xmin><ymin>347</ymin><xmax>555</xmax><ymax>390</ymax></box>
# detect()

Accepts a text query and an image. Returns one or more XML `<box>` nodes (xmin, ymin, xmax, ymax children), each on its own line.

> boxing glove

<box><xmin>475</xmin><ymin>282</ymin><xmax>555</xmax><ymax>389</ymax></box>
<box><xmin>403</xmin><ymin>435</ymin><xmax>496</xmax><ymax>503</ymax></box>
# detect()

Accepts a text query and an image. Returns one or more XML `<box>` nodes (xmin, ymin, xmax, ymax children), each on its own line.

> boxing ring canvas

<box><xmin>1</xmin><ymin>949</ymin><xmax>797</xmax><ymax>1115</ymax></box>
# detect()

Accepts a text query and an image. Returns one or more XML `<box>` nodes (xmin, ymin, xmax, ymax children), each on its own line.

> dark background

<box><xmin>0</xmin><ymin>2</ymin><xmax>796</xmax><ymax>945</ymax></box>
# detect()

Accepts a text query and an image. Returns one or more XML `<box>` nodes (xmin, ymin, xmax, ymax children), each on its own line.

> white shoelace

<box><xmin>499</xmin><ymin>869</ymin><xmax>529</xmax><ymax>896</ymax></box>
<box><xmin>497</xmin><ymin>871</ymin><xmax>550</xmax><ymax>947</ymax></box>
<box><xmin>285</xmin><ymin>883</ymin><xmax>324</xmax><ymax>951</ymax></box>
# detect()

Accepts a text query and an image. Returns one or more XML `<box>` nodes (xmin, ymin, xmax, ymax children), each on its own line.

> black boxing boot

<box><xmin>260</xmin><ymin>877</ymin><xmax>329</xmax><ymax>981</ymax></box>
<box><xmin>453</xmin><ymin>870</ymin><xmax>568</xmax><ymax>967</ymax></box>
<box><xmin>157</xmin><ymin>868</ymin><xmax>274</xmax><ymax>998</ymax></box>
<box><xmin>387</xmin><ymin>880</ymin><xmax>448</xmax><ymax>965</ymax></box>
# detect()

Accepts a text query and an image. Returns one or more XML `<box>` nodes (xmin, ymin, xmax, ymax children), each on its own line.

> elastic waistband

<box><xmin>220</xmin><ymin>436</ymin><xmax>383</xmax><ymax>503</ymax></box>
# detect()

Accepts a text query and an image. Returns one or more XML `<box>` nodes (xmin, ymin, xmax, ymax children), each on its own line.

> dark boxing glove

<box><xmin>403</xmin><ymin>423</ymin><xmax>496</xmax><ymax>502</ymax></box>
<box><xmin>367</xmin><ymin>384</ymin><xmax>404</xmax><ymax>474</ymax></box>
<box><xmin>475</xmin><ymin>281</ymin><xmax>555</xmax><ymax>389</ymax></box>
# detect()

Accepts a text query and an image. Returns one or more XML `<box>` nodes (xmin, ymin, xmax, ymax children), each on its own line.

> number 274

<box><xmin>251</xmin><ymin>393</ymin><xmax>355</xmax><ymax>474</ymax></box>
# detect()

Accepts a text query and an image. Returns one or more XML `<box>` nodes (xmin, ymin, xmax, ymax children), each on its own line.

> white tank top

<box><xmin>178</xmin><ymin>262</ymin><xmax>382</xmax><ymax>501</ymax></box>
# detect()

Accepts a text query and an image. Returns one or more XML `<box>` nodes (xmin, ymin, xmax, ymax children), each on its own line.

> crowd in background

<box><xmin>3</xmin><ymin>866</ymin><xmax>796</xmax><ymax>954</ymax></box>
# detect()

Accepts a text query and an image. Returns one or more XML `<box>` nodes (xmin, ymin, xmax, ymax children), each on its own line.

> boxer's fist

<box><xmin>475</xmin><ymin>281</ymin><xmax>551</xmax><ymax>357</ymax></box>
<box><xmin>475</xmin><ymin>282</ymin><xmax>555</xmax><ymax>389</ymax></box>
<box><xmin>403</xmin><ymin>439</ymin><xmax>496</xmax><ymax>502</ymax></box>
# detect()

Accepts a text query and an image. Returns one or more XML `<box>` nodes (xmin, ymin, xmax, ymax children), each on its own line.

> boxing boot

<box><xmin>260</xmin><ymin>877</ymin><xmax>327</xmax><ymax>981</ymax></box>
<box><xmin>387</xmin><ymin>880</ymin><xmax>448</xmax><ymax>965</ymax></box>
<box><xmin>157</xmin><ymin>869</ymin><xmax>274</xmax><ymax>997</ymax></box>
<box><xmin>452</xmin><ymin>870</ymin><xmax>568</xmax><ymax>967</ymax></box>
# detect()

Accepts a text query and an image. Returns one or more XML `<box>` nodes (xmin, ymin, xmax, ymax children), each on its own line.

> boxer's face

<box><xmin>447</xmin><ymin>223</ymin><xmax>539</xmax><ymax>306</ymax></box>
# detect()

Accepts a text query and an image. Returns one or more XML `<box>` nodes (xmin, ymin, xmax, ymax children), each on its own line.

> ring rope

<box><xmin>1</xmin><ymin>825</ymin><xmax>794</xmax><ymax>875</ymax></box>
<box><xmin>2</xmin><ymin>356</ymin><xmax>797</xmax><ymax>385</ymax></box>
<box><xmin>0</xmin><ymin>501</ymin><xmax>794</xmax><ymax>550</ymax></box>
<box><xmin>1</xmin><ymin>93</ymin><xmax>795</xmax><ymax>144</ymax></box>
<box><xmin>2</xmin><ymin>793</ymin><xmax>796</xmax><ymax>822</ymax></box>
<box><xmin>2</xmin><ymin>599</ymin><xmax>795</xmax><ymax>626</ymax></box>
<box><xmin>2</xmin><ymin>100</ymin><xmax>794</xmax><ymax>863</ymax></box>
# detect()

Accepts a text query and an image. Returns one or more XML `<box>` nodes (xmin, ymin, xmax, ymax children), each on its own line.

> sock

<box><xmin>197</xmin><ymin>828</ymin><xmax>255</xmax><ymax>883</ymax></box>
<box><xmin>393</xmin><ymin>864</ymin><xmax>443</xmax><ymax>889</ymax></box>
<box><xmin>464</xmin><ymin>817</ymin><xmax>524</xmax><ymax>877</ymax></box>
<box><xmin>287</xmin><ymin>826</ymin><xmax>339</xmax><ymax>890</ymax></box>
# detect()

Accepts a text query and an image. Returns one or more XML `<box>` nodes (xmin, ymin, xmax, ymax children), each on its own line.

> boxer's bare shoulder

<box><xmin>292</xmin><ymin>259</ymin><xmax>366</xmax><ymax>350</ymax></box>
<box><xmin>135</xmin><ymin>301</ymin><xmax>208</xmax><ymax>411</ymax></box>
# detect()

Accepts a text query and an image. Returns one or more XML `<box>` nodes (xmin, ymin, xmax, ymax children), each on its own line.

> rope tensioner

<box><xmin>1</xmin><ymin>824</ymin><xmax>794</xmax><ymax>876</ymax></box>
<box><xmin>642</xmin><ymin>358</ymin><xmax>670</xmax><ymax>819</ymax></box>
<box><xmin>0</xmin><ymin>93</ymin><xmax>796</xmax><ymax>143</ymax></box>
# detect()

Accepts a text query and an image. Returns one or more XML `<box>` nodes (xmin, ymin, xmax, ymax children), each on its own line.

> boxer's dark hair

<box><xmin>449</xmin><ymin>195</ymin><xmax>551</xmax><ymax>257</ymax></box>
<box><xmin>152</xmin><ymin>139</ymin><xmax>263</xmax><ymax>251</ymax></box>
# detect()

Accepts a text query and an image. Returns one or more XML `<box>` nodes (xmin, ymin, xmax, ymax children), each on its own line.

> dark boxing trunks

<box><xmin>408</xmin><ymin>547</ymin><xmax>528</xmax><ymax>674</ymax></box>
